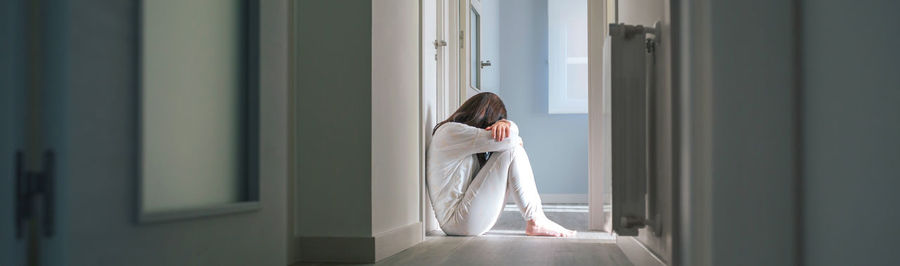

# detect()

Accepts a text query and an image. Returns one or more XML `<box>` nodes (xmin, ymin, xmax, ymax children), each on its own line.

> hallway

<box><xmin>3</xmin><ymin>0</ymin><xmax>899</xmax><ymax>265</ymax></box>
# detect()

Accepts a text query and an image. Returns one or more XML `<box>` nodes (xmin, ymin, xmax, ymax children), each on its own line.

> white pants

<box><xmin>440</xmin><ymin>145</ymin><xmax>546</xmax><ymax>236</ymax></box>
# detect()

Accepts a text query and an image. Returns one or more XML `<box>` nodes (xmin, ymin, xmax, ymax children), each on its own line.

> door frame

<box><xmin>447</xmin><ymin>0</ymin><xmax>461</xmax><ymax>109</ymax></box>
<box><xmin>426</xmin><ymin>0</ymin><xmax>613</xmax><ymax>233</ymax></box>
<box><xmin>587</xmin><ymin>0</ymin><xmax>610</xmax><ymax>232</ymax></box>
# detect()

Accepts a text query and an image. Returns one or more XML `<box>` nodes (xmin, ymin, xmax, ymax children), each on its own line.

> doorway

<box><xmin>486</xmin><ymin>0</ymin><xmax>594</xmax><ymax>236</ymax></box>
<box><xmin>421</xmin><ymin>0</ymin><xmax>614</xmax><ymax>238</ymax></box>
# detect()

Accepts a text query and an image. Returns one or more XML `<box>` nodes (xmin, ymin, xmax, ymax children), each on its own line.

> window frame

<box><xmin>548</xmin><ymin>0</ymin><xmax>590</xmax><ymax>114</ymax></box>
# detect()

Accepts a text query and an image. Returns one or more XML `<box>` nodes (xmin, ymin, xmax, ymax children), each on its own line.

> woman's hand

<box><xmin>485</xmin><ymin>120</ymin><xmax>511</xmax><ymax>142</ymax></box>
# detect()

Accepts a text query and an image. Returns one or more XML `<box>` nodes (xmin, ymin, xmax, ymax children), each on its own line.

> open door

<box><xmin>459</xmin><ymin>0</ymin><xmax>485</xmax><ymax>100</ymax></box>
<box><xmin>4</xmin><ymin>1</ymin><xmax>289</xmax><ymax>265</ymax></box>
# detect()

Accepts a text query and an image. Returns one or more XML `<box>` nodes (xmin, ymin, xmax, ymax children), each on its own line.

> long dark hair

<box><xmin>434</xmin><ymin>92</ymin><xmax>508</xmax><ymax>165</ymax></box>
<box><xmin>434</xmin><ymin>92</ymin><xmax>508</xmax><ymax>134</ymax></box>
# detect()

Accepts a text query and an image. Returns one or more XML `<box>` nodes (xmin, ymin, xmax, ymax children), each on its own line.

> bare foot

<box><xmin>525</xmin><ymin>219</ymin><xmax>576</xmax><ymax>237</ymax></box>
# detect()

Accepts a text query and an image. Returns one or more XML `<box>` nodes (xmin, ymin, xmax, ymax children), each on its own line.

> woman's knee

<box><xmin>440</xmin><ymin>214</ymin><xmax>494</xmax><ymax>236</ymax></box>
<box><xmin>494</xmin><ymin>144</ymin><xmax>525</xmax><ymax>159</ymax></box>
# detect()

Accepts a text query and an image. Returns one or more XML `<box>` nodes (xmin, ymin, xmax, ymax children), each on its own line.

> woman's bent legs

<box><xmin>505</xmin><ymin>145</ymin><xmax>546</xmax><ymax>221</ymax></box>
<box><xmin>441</xmin><ymin>145</ymin><xmax>547</xmax><ymax>236</ymax></box>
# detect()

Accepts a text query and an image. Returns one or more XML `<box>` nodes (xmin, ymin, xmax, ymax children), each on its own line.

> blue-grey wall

<box><xmin>498</xmin><ymin>0</ymin><xmax>588</xmax><ymax>195</ymax></box>
<box><xmin>802</xmin><ymin>1</ymin><xmax>900</xmax><ymax>265</ymax></box>
<box><xmin>295</xmin><ymin>0</ymin><xmax>373</xmax><ymax>237</ymax></box>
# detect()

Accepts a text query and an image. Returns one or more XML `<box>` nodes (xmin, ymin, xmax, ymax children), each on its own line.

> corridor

<box><xmin>2</xmin><ymin>0</ymin><xmax>898</xmax><ymax>265</ymax></box>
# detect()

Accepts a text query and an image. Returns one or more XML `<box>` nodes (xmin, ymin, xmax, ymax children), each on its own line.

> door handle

<box><xmin>14</xmin><ymin>150</ymin><xmax>55</xmax><ymax>239</ymax></box>
<box><xmin>15</xmin><ymin>151</ymin><xmax>25</xmax><ymax>239</ymax></box>
<box><xmin>433</xmin><ymin>40</ymin><xmax>447</xmax><ymax>49</ymax></box>
<box><xmin>480</xmin><ymin>60</ymin><xmax>492</xmax><ymax>68</ymax></box>
<box><xmin>42</xmin><ymin>150</ymin><xmax>55</xmax><ymax>237</ymax></box>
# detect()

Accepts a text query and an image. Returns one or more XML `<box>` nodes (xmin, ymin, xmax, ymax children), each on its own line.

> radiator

<box><xmin>609</xmin><ymin>22</ymin><xmax>659</xmax><ymax>237</ymax></box>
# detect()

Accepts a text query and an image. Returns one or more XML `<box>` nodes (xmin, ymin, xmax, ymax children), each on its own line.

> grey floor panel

<box><xmin>294</xmin><ymin>204</ymin><xmax>629</xmax><ymax>266</ymax></box>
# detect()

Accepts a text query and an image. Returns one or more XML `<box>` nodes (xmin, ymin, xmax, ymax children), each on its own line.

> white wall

<box><xmin>679</xmin><ymin>1</ymin><xmax>900</xmax><ymax>265</ymax></box>
<box><xmin>292</xmin><ymin>0</ymin><xmax>423</xmax><ymax>262</ymax></box>
<box><xmin>708</xmin><ymin>1</ymin><xmax>798</xmax><ymax>264</ymax></box>
<box><xmin>292</xmin><ymin>0</ymin><xmax>423</xmax><ymax>238</ymax></box>
<box><xmin>371</xmin><ymin>0</ymin><xmax>422</xmax><ymax>236</ymax></box>
<box><xmin>679</xmin><ymin>0</ymin><xmax>799</xmax><ymax>265</ymax></box>
<box><xmin>618</xmin><ymin>0</ymin><xmax>664</xmax><ymax>26</ymax></box>
<box><xmin>802</xmin><ymin>1</ymin><xmax>900</xmax><ymax>265</ymax></box>
<box><xmin>294</xmin><ymin>0</ymin><xmax>373</xmax><ymax>238</ymax></box>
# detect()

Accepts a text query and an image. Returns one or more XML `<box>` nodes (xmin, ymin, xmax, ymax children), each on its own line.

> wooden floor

<box><xmin>296</xmin><ymin>204</ymin><xmax>633</xmax><ymax>266</ymax></box>
<box><xmin>296</xmin><ymin>235</ymin><xmax>632</xmax><ymax>266</ymax></box>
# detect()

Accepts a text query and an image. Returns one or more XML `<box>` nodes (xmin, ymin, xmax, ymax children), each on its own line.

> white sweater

<box><xmin>426</xmin><ymin>121</ymin><xmax>522</xmax><ymax>227</ymax></box>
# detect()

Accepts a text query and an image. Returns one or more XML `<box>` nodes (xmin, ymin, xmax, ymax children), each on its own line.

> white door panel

<box><xmin>11</xmin><ymin>1</ymin><xmax>289</xmax><ymax>265</ymax></box>
<box><xmin>437</xmin><ymin>0</ymin><xmax>452</xmax><ymax>116</ymax></box>
<box><xmin>1</xmin><ymin>0</ymin><xmax>27</xmax><ymax>264</ymax></box>
<box><xmin>460</xmin><ymin>0</ymin><xmax>483</xmax><ymax>101</ymax></box>
<box><xmin>422</xmin><ymin>0</ymin><xmax>442</xmax><ymax>233</ymax></box>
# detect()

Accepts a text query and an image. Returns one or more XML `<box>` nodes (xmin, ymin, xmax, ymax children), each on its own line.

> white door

<box><xmin>460</xmin><ymin>0</ymin><xmax>484</xmax><ymax>100</ymax></box>
<box><xmin>423</xmin><ymin>0</ymin><xmax>438</xmax><ymax>126</ymax></box>
<box><xmin>4</xmin><ymin>1</ymin><xmax>289</xmax><ymax>265</ymax></box>
<box><xmin>1</xmin><ymin>0</ymin><xmax>27</xmax><ymax>264</ymax></box>
<box><xmin>436</xmin><ymin>0</ymin><xmax>452</xmax><ymax>117</ymax></box>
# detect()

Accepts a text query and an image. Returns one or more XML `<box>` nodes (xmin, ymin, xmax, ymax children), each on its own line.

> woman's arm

<box><xmin>433</xmin><ymin>120</ymin><xmax>522</xmax><ymax>156</ymax></box>
<box><xmin>486</xmin><ymin>119</ymin><xmax>513</xmax><ymax>142</ymax></box>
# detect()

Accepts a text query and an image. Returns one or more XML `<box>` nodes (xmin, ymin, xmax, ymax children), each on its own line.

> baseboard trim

<box><xmin>616</xmin><ymin>236</ymin><xmax>666</xmax><ymax>266</ymax></box>
<box><xmin>506</xmin><ymin>193</ymin><xmax>589</xmax><ymax>204</ymax></box>
<box><xmin>297</xmin><ymin>235</ymin><xmax>374</xmax><ymax>263</ymax></box>
<box><xmin>374</xmin><ymin>221</ymin><xmax>424</xmax><ymax>261</ymax></box>
<box><xmin>296</xmin><ymin>222</ymin><xmax>423</xmax><ymax>263</ymax></box>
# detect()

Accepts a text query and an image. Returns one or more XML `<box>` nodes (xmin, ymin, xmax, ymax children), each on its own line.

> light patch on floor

<box><xmin>489</xmin><ymin>203</ymin><xmax>611</xmax><ymax>240</ymax></box>
<box><xmin>504</xmin><ymin>204</ymin><xmax>591</xmax><ymax>213</ymax></box>
<box><xmin>483</xmin><ymin>229</ymin><xmax>615</xmax><ymax>241</ymax></box>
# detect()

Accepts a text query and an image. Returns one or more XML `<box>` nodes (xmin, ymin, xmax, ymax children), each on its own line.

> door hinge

<box><xmin>15</xmin><ymin>150</ymin><xmax>55</xmax><ymax>239</ymax></box>
<box><xmin>459</xmin><ymin>30</ymin><xmax>465</xmax><ymax>48</ymax></box>
<box><xmin>433</xmin><ymin>39</ymin><xmax>447</xmax><ymax>49</ymax></box>
<box><xmin>434</xmin><ymin>40</ymin><xmax>447</xmax><ymax>61</ymax></box>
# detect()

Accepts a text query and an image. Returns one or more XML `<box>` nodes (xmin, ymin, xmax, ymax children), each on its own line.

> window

<box><xmin>548</xmin><ymin>0</ymin><xmax>588</xmax><ymax>114</ymax></box>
